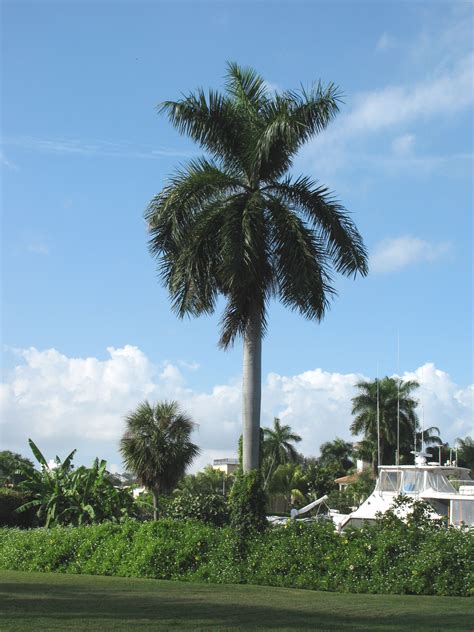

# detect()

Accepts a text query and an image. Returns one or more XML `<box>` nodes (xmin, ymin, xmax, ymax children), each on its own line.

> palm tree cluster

<box><xmin>350</xmin><ymin>377</ymin><xmax>442</xmax><ymax>468</ymax></box>
<box><xmin>146</xmin><ymin>62</ymin><xmax>368</xmax><ymax>473</ymax></box>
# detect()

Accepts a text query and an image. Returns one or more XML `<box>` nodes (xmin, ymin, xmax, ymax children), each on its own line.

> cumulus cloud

<box><xmin>402</xmin><ymin>364</ymin><xmax>474</xmax><ymax>440</ymax></box>
<box><xmin>1</xmin><ymin>346</ymin><xmax>472</xmax><ymax>472</ymax></box>
<box><xmin>370</xmin><ymin>236</ymin><xmax>451</xmax><ymax>274</ymax></box>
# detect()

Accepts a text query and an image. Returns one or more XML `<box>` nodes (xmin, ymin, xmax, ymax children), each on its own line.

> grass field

<box><xmin>1</xmin><ymin>570</ymin><xmax>472</xmax><ymax>631</ymax></box>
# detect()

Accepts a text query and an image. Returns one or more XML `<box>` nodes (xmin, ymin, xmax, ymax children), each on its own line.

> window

<box><xmin>402</xmin><ymin>471</ymin><xmax>425</xmax><ymax>493</ymax></box>
<box><xmin>451</xmin><ymin>500</ymin><xmax>474</xmax><ymax>526</ymax></box>
<box><xmin>426</xmin><ymin>472</ymin><xmax>455</xmax><ymax>493</ymax></box>
<box><xmin>378</xmin><ymin>471</ymin><xmax>401</xmax><ymax>492</ymax></box>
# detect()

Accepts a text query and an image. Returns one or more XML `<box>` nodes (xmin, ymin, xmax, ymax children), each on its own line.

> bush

<box><xmin>1</xmin><ymin>500</ymin><xmax>472</xmax><ymax>596</ymax></box>
<box><xmin>0</xmin><ymin>489</ymin><xmax>36</xmax><ymax>528</ymax></box>
<box><xmin>167</xmin><ymin>492</ymin><xmax>229</xmax><ymax>527</ymax></box>
<box><xmin>229</xmin><ymin>471</ymin><xmax>267</xmax><ymax>541</ymax></box>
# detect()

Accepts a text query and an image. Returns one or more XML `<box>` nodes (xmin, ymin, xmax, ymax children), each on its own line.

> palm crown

<box><xmin>146</xmin><ymin>62</ymin><xmax>368</xmax><ymax>349</ymax></box>
<box><xmin>120</xmin><ymin>400</ymin><xmax>199</xmax><ymax>518</ymax></box>
<box><xmin>351</xmin><ymin>377</ymin><xmax>420</xmax><ymax>466</ymax></box>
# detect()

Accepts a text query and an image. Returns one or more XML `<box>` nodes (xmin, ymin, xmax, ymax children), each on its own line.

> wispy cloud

<box><xmin>392</xmin><ymin>134</ymin><xmax>415</xmax><ymax>156</ymax></box>
<box><xmin>0</xmin><ymin>150</ymin><xmax>18</xmax><ymax>170</ymax></box>
<box><xmin>298</xmin><ymin>6</ymin><xmax>473</xmax><ymax>181</ymax></box>
<box><xmin>376</xmin><ymin>32</ymin><xmax>397</xmax><ymax>52</ymax></box>
<box><xmin>3</xmin><ymin>136</ymin><xmax>197</xmax><ymax>160</ymax></box>
<box><xmin>26</xmin><ymin>241</ymin><xmax>50</xmax><ymax>256</ymax></box>
<box><xmin>370</xmin><ymin>236</ymin><xmax>451</xmax><ymax>274</ymax></box>
<box><xmin>342</xmin><ymin>53</ymin><xmax>472</xmax><ymax>136</ymax></box>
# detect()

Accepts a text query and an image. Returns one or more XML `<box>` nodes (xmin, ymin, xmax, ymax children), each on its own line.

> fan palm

<box><xmin>351</xmin><ymin>377</ymin><xmax>419</xmax><ymax>467</ymax></box>
<box><xmin>120</xmin><ymin>400</ymin><xmax>199</xmax><ymax>519</ymax></box>
<box><xmin>262</xmin><ymin>417</ymin><xmax>302</xmax><ymax>487</ymax></box>
<box><xmin>146</xmin><ymin>63</ymin><xmax>368</xmax><ymax>472</ymax></box>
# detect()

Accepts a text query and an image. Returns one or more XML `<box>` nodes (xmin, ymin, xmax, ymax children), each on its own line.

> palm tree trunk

<box><xmin>152</xmin><ymin>488</ymin><xmax>159</xmax><ymax>520</ymax></box>
<box><xmin>242</xmin><ymin>310</ymin><xmax>262</xmax><ymax>472</ymax></box>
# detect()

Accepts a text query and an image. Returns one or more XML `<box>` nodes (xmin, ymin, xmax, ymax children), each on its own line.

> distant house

<box><xmin>212</xmin><ymin>458</ymin><xmax>239</xmax><ymax>475</ymax></box>
<box><xmin>335</xmin><ymin>459</ymin><xmax>372</xmax><ymax>491</ymax></box>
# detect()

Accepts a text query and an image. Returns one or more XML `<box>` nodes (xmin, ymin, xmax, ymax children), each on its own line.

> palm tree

<box><xmin>262</xmin><ymin>417</ymin><xmax>302</xmax><ymax>488</ymax></box>
<box><xmin>120</xmin><ymin>400</ymin><xmax>199</xmax><ymax>519</ymax></box>
<box><xmin>146</xmin><ymin>63</ymin><xmax>368</xmax><ymax>473</ymax></box>
<box><xmin>456</xmin><ymin>436</ymin><xmax>474</xmax><ymax>471</ymax></box>
<box><xmin>268</xmin><ymin>463</ymin><xmax>308</xmax><ymax>507</ymax></box>
<box><xmin>319</xmin><ymin>437</ymin><xmax>353</xmax><ymax>472</ymax></box>
<box><xmin>351</xmin><ymin>377</ymin><xmax>419</xmax><ymax>468</ymax></box>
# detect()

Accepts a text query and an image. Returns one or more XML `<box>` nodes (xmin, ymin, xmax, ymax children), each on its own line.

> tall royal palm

<box><xmin>120</xmin><ymin>401</ymin><xmax>199</xmax><ymax>519</ymax></box>
<box><xmin>146</xmin><ymin>63</ymin><xmax>368</xmax><ymax>472</ymax></box>
<box><xmin>351</xmin><ymin>377</ymin><xmax>419</xmax><ymax>467</ymax></box>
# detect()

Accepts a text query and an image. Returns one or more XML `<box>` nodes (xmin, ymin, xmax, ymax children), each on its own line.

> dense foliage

<box><xmin>0</xmin><ymin>489</ymin><xmax>36</xmax><ymax>528</ymax></box>
<box><xmin>16</xmin><ymin>440</ymin><xmax>134</xmax><ymax>527</ymax></box>
<box><xmin>1</xmin><ymin>499</ymin><xmax>472</xmax><ymax>596</ymax></box>
<box><xmin>229</xmin><ymin>470</ymin><xmax>267</xmax><ymax>540</ymax></box>
<box><xmin>0</xmin><ymin>451</ymin><xmax>34</xmax><ymax>486</ymax></box>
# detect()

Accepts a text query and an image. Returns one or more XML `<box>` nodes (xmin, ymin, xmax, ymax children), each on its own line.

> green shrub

<box><xmin>1</xmin><ymin>504</ymin><xmax>472</xmax><ymax>597</ymax></box>
<box><xmin>229</xmin><ymin>471</ymin><xmax>267</xmax><ymax>542</ymax></box>
<box><xmin>167</xmin><ymin>492</ymin><xmax>229</xmax><ymax>527</ymax></box>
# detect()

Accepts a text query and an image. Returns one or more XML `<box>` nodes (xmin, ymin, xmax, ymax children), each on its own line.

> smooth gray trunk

<box><xmin>152</xmin><ymin>488</ymin><xmax>159</xmax><ymax>520</ymax></box>
<box><xmin>242</xmin><ymin>311</ymin><xmax>262</xmax><ymax>472</ymax></box>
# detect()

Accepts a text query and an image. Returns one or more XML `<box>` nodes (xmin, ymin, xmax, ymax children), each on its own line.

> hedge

<box><xmin>1</xmin><ymin>516</ymin><xmax>472</xmax><ymax>596</ymax></box>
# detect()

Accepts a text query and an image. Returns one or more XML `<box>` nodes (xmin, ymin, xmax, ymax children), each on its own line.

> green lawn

<box><xmin>1</xmin><ymin>570</ymin><xmax>472</xmax><ymax>631</ymax></box>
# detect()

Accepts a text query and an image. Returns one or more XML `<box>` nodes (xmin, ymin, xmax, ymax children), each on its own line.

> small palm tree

<box><xmin>268</xmin><ymin>463</ymin><xmax>307</xmax><ymax>507</ymax></box>
<box><xmin>351</xmin><ymin>377</ymin><xmax>419</xmax><ymax>468</ymax></box>
<box><xmin>120</xmin><ymin>401</ymin><xmax>199</xmax><ymax>519</ymax></box>
<box><xmin>146</xmin><ymin>63</ymin><xmax>368</xmax><ymax>473</ymax></box>
<box><xmin>262</xmin><ymin>417</ymin><xmax>302</xmax><ymax>488</ymax></box>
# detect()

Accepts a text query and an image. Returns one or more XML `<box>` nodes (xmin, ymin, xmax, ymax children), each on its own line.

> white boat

<box><xmin>329</xmin><ymin>453</ymin><xmax>474</xmax><ymax>531</ymax></box>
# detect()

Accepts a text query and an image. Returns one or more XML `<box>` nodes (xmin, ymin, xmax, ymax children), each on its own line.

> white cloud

<box><xmin>343</xmin><ymin>53</ymin><xmax>473</xmax><ymax>136</ymax></box>
<box><xmin>1</xmin><ymin>346</ymin><xmax>472</xmax><ymax>473</ymax></box>
<box><xmin>0</xmin><ymin>150</ymin><xmax>17</xmax><ymax>170</ymax></box>
<box><xmin>298</xmin><ymin>17</ymin><xmax>473</xmax><ymax>180</ymax></box>
<box><xmin>402</xmin><ymin>364</ymin><xmax>474</xmax><ymax>440</ymax></box>
<box><xmin>3</xmin><ymin>136</ymin><xmax>196</xmax><ymax>160</ymax></box>
<box><xmin>376</xmin><ymin>32</ymin><xmax>397</xmax><ymax>52</ymax></box>
<box><xmin>392</xmin><ymin>134</ymin><xmax>415</xmax><ymax>156</ymax></box>
<box><xmin>26</xmin><ymin>242</ymin><xmax>50</xmax><ymax>256</ymax></box>
<box><xmin>370</xmin><ymin>236</ymin><xmax>451</xmax><ymax>274</ymax></box>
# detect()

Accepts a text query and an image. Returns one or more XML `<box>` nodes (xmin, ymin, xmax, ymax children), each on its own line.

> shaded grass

<box><xmin>1</xmin><ymin>570</ymin><xmax>472</xmax><ymax>631</ymax></box>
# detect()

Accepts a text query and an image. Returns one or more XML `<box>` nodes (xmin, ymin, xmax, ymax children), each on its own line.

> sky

<box><xmin>1</xmin><ymin>0</ymin><xmax>473</xmax><ymax>473</ymax></box>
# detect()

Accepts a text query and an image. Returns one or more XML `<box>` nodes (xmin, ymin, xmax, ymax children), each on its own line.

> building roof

<box><xmin>334</xmin><ymin>473</ymin><xmax>359</xmax><ymax>485</ymax></box>
<box><xmin>213</xmin><ymin>458</ymin><xmax>239</xmax><ymax>465</ymax></box>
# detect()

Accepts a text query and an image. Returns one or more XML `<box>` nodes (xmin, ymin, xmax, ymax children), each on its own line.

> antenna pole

<box><xmin>397</xmin><ymin>333</ymin><xmax>400</xmax><ymax>466</ymax></box>
<box><xmin>421</xmin><ymin>366</ymin><xmax>425</xmax><ymax>452</ymax></box>
<box><xmin>377</xmin><ymin>364</ymin><xmax>381</xmax><ymax>469</ymax></box>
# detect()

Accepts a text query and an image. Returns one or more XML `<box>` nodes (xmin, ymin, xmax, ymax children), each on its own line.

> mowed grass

<box><xmin>1</xmin><ymin>570</ymin><xmax>472</xmax><ymax>631</ymax></box>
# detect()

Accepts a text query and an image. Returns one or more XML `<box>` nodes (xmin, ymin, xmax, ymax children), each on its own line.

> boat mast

<box><xmin>377</xmin><ymin>363</ymin><xmax>381</xmax><ymax>469</ymax></box>
<box><xmin>396</xmin><ymin>333</ymin><xmax>400</xmax><ymax>466</ymax></box>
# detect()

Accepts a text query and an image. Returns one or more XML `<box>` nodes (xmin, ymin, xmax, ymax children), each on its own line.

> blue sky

<box><xmin>1</xmin><ymin>1</ymin><xmax>473</xmax><ymax>469</ymax></box>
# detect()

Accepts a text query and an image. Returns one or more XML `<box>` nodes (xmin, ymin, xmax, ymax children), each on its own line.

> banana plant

<box><xmin>17</xmin><ymin>439</ymin><xmax>134</xmax><ymax>527</ymax></box>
